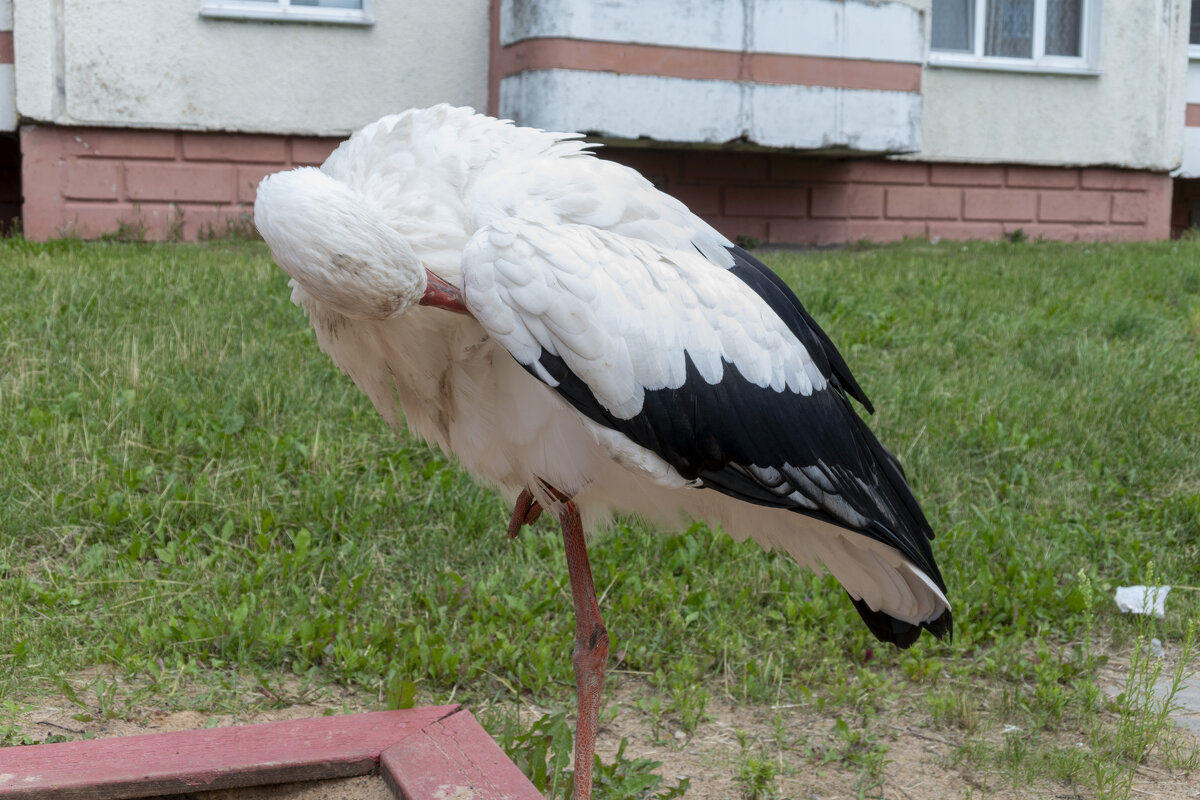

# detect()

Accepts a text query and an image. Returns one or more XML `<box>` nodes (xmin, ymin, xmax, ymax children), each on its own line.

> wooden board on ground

<box><xmin>0</xmin><ymin>707</ymin><xmax>541</xmax><ymax>800</ymax></box>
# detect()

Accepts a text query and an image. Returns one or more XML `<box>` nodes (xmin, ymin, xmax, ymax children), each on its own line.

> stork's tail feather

<box><xmin>850</xmin><ymin>597</ymin><xmax>952</xmax><ymax>648</ymax></box>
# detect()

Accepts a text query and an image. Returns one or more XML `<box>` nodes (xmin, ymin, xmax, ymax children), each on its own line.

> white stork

<box><xmin>254</xmin><ymin>105</ymin><xmax>951</xmax><ymax>800</ymax></box>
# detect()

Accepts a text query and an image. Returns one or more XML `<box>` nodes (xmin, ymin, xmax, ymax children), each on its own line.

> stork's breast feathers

<box><xmin>461</xmin><ymin>218</ymin><xmax>827</xmax><ymax>421</ymax></box>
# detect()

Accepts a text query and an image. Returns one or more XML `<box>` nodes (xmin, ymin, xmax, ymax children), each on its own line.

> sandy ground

<box><xmin>143</xmin><ymin>776</ymin><xmax>394</xmax><ymax>800</ymax></box>
<box><xmin>9</xmin><ymin>664</ymin><xmax>1200</xmax><ymax>799</ymax></box>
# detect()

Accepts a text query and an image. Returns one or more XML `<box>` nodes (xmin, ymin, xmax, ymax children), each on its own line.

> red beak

<box><xmin>420</xmin><ymin>269</ymin><xmax>470</xmax><ymax>315</ymax></box>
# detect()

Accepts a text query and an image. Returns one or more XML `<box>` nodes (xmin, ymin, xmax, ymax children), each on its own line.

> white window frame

<box><xmin>199</xmin><ymin>0</ymin><xmax>374</xmax><ymax>26</ymax></box>
<box><xmin>928</xmin><ymin>0</ymin><xmax>1101</xmax><ymax>76</ymax></box>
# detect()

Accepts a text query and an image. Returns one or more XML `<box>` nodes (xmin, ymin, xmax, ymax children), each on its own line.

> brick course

<box><xmin>599</xmin><ymin>149</ymin><xmax>1172</xmax><ymax>244</ymax></box>
<box><xmin>18</xmin><ymin>124</ymin><xmax>1174</xmax><ymax>244</ymax></box>
<box><xmin>21</xmin><ymin>125</ymin><xmax>341</xmax><ymax>241</ymax></box>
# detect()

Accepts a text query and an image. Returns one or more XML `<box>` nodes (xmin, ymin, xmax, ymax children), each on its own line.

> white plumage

<box><xmin>255</xmin><ymin>104</ymin><xmax>950</xmax><ymax>797</ymax></box>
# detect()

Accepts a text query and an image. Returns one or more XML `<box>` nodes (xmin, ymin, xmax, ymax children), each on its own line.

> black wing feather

<box><xmin>523</xmin><ymin>245</ymin><xmax>950</xmax><ymax>646</ymax></box>
<box><xmin>726</xmin><ymin>245</ymin><xmax>875</xmax><ymax>414</ymax></box>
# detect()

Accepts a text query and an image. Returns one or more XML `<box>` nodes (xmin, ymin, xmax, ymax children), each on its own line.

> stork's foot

<box><xmin>507</xmin><ymin>488</ymin><xmax>544</xmax><ymax>539</ymax></box>
<box><xmin>558</xmin><ymin>501</ymin><xmax>608</xmax><ymax>800</ymax></box>
<box><xmin>506</xmin><ymin>484</ymin><xmax>574</xmax><ymax>539</ymax></box>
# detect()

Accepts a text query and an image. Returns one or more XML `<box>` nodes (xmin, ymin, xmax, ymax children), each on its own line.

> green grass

<box><xmin>1</xmin><ymin>235</ymin><xmax>1199</xmax><ymax>798</ymax></box>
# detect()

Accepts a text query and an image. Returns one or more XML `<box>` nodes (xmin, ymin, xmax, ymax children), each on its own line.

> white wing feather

<box><xmin>462</xmin><ymin>218</ymin><xmax>827</xmax><ymax>421</ymax></box>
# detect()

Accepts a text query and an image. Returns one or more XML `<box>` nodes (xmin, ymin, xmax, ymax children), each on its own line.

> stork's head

<box><xmin>254</xmin><ymin>168</ymin><xmax>427</xmax><ymax>320</ymax></box>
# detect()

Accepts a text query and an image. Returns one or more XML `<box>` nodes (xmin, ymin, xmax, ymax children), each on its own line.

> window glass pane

<box><xmin>985</xmin><ymin>0</ymin><xmax>1034</xmax><ymax>58</ymax></box>
<box><xmin>932</xmin><ymin>0</ymin><xmax>975</xmax><ymax>52</ymax></box>
<box><xmin>1045</xmin><ymin>0</ymin><xmax>1082</xmax><ymax>55</ymax></box>
<box><xmin>291</xmin><ymin>0</ymin><xmax>363</xmax><ymax>7</ymax></box>
<box><xmin>1191</xmin><ymin>0</ymin><xmax>1200</xmax><ymax>45</ymax></box>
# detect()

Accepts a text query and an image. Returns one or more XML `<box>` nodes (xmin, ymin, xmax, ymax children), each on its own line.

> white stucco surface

<box><xmin>918</xmin><ymin>0</ymin><xmax>1189</xmax><ymax>169</ymax></box>
<box><xmin>753</xmin><ymin>0</ymin><xmax>923</xmax><ymax>63</ymax></box>
<box><xmin>500</xmin><ymin>70</ymin><xmax>920</xmax><ymax>152</ymax></box>
<box><xmin>0</xmin><ymin>65</ymin><xmax>14</xmax><ymax>132</ymax></box>
<box><xmin>14</xmin><ymin>0</ymin><xmax>489</xmax><ymax>135</ymax></box>
<box><xmin>0</xmin><ymin>0</ymin><xmax>12</xmax><ymax>133</ymax></box>
<box><xmin>497</xmin><ymin>0</ymin><xmax>923</xmax><ymax>153</ymax></box>
<box><xmin>1187</xmin><ymin>59</ymin><xmax>1200</xmax><ymax>104</ymax></box>
<box><xmin>502</xmin><ymin>0</ymin><xmax>745</xmax><ymax>52</ymax></box>
<box><xmin>502</xmin><ymin>0</ymin><xmax>923</xmax><ymax>62</ymax></box>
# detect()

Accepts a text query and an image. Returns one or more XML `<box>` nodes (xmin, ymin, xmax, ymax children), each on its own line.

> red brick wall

<box><xmin>21</xmin><ymin>126</ymin><xmax>340</xmax><ymax>241</ymax></box>
<box><xmin>19</xmin><ymin>124</ymin><xmax>1172</xmax><ymax>244</ymax></box>
<box><xmin>600</xmin><ymin>148</ymin><xmax>1173</xmax><ymax>244</ymax></box>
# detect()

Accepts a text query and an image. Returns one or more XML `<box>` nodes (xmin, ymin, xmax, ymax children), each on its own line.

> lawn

<box><xmin>1</xmin><ymin>235</ymin><xmax>1198</xmax><ymax>798</ymax></box>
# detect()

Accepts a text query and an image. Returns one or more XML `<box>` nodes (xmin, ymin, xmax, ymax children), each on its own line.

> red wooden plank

<box><xmin>381</xmin><ymin>707</ymin><xmax>542</xmax><ymax>800</ymax></box>
<box><xmin>0</xmin><ymin>706</ymin><xmax>458</xmax><ymax>799</ymax></box>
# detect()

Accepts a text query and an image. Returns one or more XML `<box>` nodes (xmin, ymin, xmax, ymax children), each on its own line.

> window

<box><xmin>1190</xmin><ymin>0</ymin><xmax>1200</xmax><ymax>58</ymax></box>
<box><xmin>199</xmin><ymin>0</ymin><xmax>374</xmax><ymax>25</ymax></box>
<box><xmin>929</xmin><ymin>0</ymin><xmax>1098</xmax><ymax>74</ymax></box>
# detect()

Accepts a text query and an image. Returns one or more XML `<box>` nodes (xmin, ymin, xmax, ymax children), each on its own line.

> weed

<box><xmin>1089</xmin><ymin>568</ymin><xmax>1198</xmax><ymax>798</ymax></box>
<box><xmin>593</xmin><ymin>738</ymin><xmax>689</xmax><ymax>800</ymax></box>
<box><xmin>505</xmin><ymin>711</ymin><xmax>575</xmax><ymax>798</ymax></box>
<box><xmin>166</xmin><ymin>205</ymin><xmax>185</xmax><ymax>243</ymax></box>
<box><xmin>198</xmin><ymin>211</ymin><xmax>260</xmax><ymax>242</ymax></box>
<box><xmin>830</xmin><ymin>716</ymin><xmax>890</xmax><ymax>796</ymax></box>
<box><xmin>1004</xmin><ymin>228</ymin><xmax>1028</xmax><ymax>243</ymax></box>
<box><xmin>101</xmin><ymin>216</ymin><xmax>148</xmax><ymax>243</ymax></box>
<box><xmin>733</xmin><ymin>731</ymin><xmax>780</xmax><ymax>800</ymax></box>
<box><xmin>490</xmin><ymin>710</ymin><xmax>688</xmax><ymax>800</ymax></box>
<box><xmin>928</xmin><ymin>687</ymin><xmax>981</xmax><ymax>733</ymax></box>
<box><xmin>633</xmin><ymin>695</ymin><xmax>668</xmax><ymax>745</ymax></box>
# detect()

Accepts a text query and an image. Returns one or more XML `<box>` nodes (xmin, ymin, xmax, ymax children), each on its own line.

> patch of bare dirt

<box><xmin>144</xmin><ymin>776</ymin><xmax>393</xmax><ymax>800</ymax></box>
<box><xmin>10</xmin><ymin>668</ymin><xmax>1200</xmax><ymax>799</ymax></box>
<box><xmin>589</xmin><ymin>676</ymin><xmax>1200</xmax><ymax>800</ymax></box>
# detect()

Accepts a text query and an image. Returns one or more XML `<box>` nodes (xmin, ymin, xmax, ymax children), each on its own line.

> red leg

<box><xmin>558</xmin><ymin>502</ymin><xmax>608</xmax><ymax>800</ymax></box>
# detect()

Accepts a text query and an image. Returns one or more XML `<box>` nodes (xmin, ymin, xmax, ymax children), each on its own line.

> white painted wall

<box><xmin>917</xmin><ymin>0</ymin><xmax>1190</xmax><ymax>170</ymax></box>
<box><xmin>502</xmin><ymin>70</ymin><xmax>921</xmax><ymax>152</ymax></box>
<box><xmin>0</xmin><ymin>65</ymin><xmax>13</xmax><ymax>132</ymax></box>
<box><xmin>0</xmin><ymin>0</ymin><xmax>11</xmax><ymax>132</ymax></box>
<box><xmin>502</xmin><ymin>0</ymin><xmax>924</xmax><ymax>62</ymax></box>
<box><xmin>13</xmin><ymin>0</ymin><xmax>490</xmax><ymax>135</ymax></box>
<box><xmin>498</xmin><ymin>0</ymin><xmax>924</xmax><ymax>153</ymax></box>
<box><xmin>0</xmin><ymin>2</ymin><xmax>11</xmax><ymax>131</ymax></box>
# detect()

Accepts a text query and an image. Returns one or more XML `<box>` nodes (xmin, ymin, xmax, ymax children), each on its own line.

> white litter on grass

<box><xmin>1002</xmin><ymin>724</ymin><xmax>1022</xmax><ymax>735</ymax></box>
<box><xmin>1114</xmin><ymin>585</ymin><xmax>1171</xmax><ymax>617</ymax></box>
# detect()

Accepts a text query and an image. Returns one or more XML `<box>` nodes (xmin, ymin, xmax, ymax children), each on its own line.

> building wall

<box><xmin>1177</xmin><ymin>58</ymin><xmax>1200</xmax><ymax>177</ymax></box>
<box><xmin>917</xmin><ymin>0</ymin><xmax>1190</xmax><ymax>170</ymax></box>
<box><xmin>10</xmin><ymin>0</ymin><xmax>1190</xmax><ymax>244</ymax></box>
<box><xmin>1</xmin><ymin>0</ymin><xmax>13</xmax><ymax>132</ymax></box>
<box><xmin>602</xmin><ymin>148</ymin><xmax>1172</xmax><ymax>244</ymax></box>
<box><xmin>21</xmin><ymin>126</ymin><xmax>339</xmax><ymax>241</ymax></box>
<box><xmin>20</xmin><ymin>123</ymin><xmax>1169</xmax><ymax>244</ymax></box>
<box><xmin>493</xmin><ymin>0</ymin><xmax>925</xmax><ymax>153</ymax></box>
<box><xmin>13</xmin><ymin>0</ymin><xmax>490</xmax><ymax>136</ymax></box>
